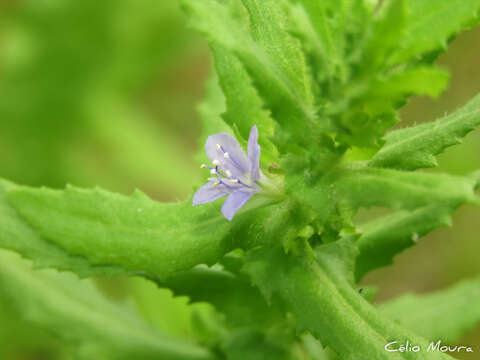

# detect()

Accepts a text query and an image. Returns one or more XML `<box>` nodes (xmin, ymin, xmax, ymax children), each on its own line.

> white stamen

<box><xmin>233</xmin><ymin>178</ymin><xmax>240</xmax><ymax>183</ymax></box>
<box><xmin>210</xmin><ymin>169</ymin><xmax>217</xmax><ymax>175</ymax></box>
<box><xmin>216</xmin><ymin>144</ymin><xmax>222</xmax><ymax>150</ymax></box>
<box><xmin>213</xmin><ymin>181</ymin><xmax>220</xmax><ymax>186</ymax></box>
<box><xmin>224</xmin><ymin>152</ymin><xmax>230</xmax><ymax>159</ymax></box>
<box><xmin>212</xmin><ymin>159</ymin><xmax>220</xmax><ymax>166</ymax></box>
<box><xmin>225</xmin><ymin>170</ymin><xmax>232</xmax><ymax>178</ymax></box>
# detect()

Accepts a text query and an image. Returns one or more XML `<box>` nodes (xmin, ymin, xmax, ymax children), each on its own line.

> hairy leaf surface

<box><xmin>243</xmin><ymin>240</ymin><xmax>452</xmax><ymax>360</ymax></box>
<box><xmin>0</xmin><ymin>179</ymin><xmax>280</xmax><ymax>280</ymax></box>
<box><xmin>182</xmin><ymin>0</ymin><xmax>317</xmax><ymax>147</ymax></box>
<box><xmin>370</xmin><ymin>93</ymin><xmax>480</xmax><ymax>170</ymax></box>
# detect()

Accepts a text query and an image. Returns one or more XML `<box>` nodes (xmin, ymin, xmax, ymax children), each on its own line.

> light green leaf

<box><xmin>0</xmin><ymin>179</ymin><xmax>119</xmax><ymax>277</ymax></box>
<box><xmin>370</xmin><ymin>93</ymin><xmax>480</xmax><ymax>170</ymax></box>
<box><xmin>128</xmin><ymin>277</ymin><xmax>195</xmax><ymax>338</ymax></box>
<box><xmin>361</xmin><ymin>0</ymin><xmax>407</xmax><ymax>73</ymax></box>
<box><xmin>221</xmin><ymin>328</ymin><xmax>299</xmax><ymax>360</ymax></box>
<box><xmin>293</xmin><ymin>0</ymin><xmax>371</xmax><ymax>83</ymax></box>
<box><xmin>0</xmin><ymin>250</ymin><xmax>213</xmax><ymax>360</ymax></box>
<box><xmin>182</xmin><ymin>0</ymin><xmax>317</xmax><ymax>147</ymax></box>
<box><xmin>211</xmin><ymin>44</ymin><xmax>278</xmax><ymax>164</ymax></box>
<box><xmin>0</xmin><ymin>178</ymin><xmax>279</xmax><ymax>280</ymax></box>
<box><xmin>368</xmin><ymin>67</ymin><xmax>449</xmax><ymax>101</ymax></box>
<box><xmin>471</xmin><ymin>169</ymin><xmax>480</xmax><ymax>189</ymax></box>
<box><xmin>293</xmin><ymin>0</ymin><xmax>346</xmax><ymax>80</ymax></box>
<box><xmin>391</xmin><ymin>0</ymin><xmax>480</xmax><ymax>64</ymax></box>
<box><xmin>380</xmin><ymin>275</ymin><xmax>480</xmax><ymax>343</ymax></box>
<box><xmin>243</xmin><ymin>240</ymin><xmax>452</xmax><ymax>360</ymax></box>
<box><xmin>354</xmin><ymin>205</ymin><xmax>454</xmax><ymax>280</ymax></box>
<box><xmin>301</xmin><ymin>334</ymin><xmax>330</xmax><ymax>360</ymax></box>
<box><xmin>241</xmin><ymin>0</ymin><xmax>314</xmax><ymax>107</ymax></box>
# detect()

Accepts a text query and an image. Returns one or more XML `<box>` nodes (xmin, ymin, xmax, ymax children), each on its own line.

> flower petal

<box><xmin>193</xmin><ymin>182</ymin><xmax>229</xmax><ymax>206</ymax></box>
<box><xmin>248</xmin><ymin>125</ymin><xmax>261</xmax><ymax>182</ymax></box>
<box><xmin>221</xmin><ymin>189</ymin><xmax>253</xmax><ymax>221</ymax></box>
<box><xmin>205</xmin><ymin>132</ymin><xmax>249</xmax><ymax>180</ymax></box>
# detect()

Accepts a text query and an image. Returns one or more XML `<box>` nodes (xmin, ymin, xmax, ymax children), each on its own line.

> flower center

<box><xmin>201</xmin><ymin>164</ymin><xmax>253</xmax><ymax>190</ymax></box>
<box><xmin>201</xmin><ymin>143</ymin><xmax>253</xmax><ymax>190</ymax></box>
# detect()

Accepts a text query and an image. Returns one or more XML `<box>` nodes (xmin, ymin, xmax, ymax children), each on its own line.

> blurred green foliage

<box><xmin>0</xmin><ymin>1</ymin><xmax>210</xmax><ymax>359</ymax></box>
<box><xmin>0</xmin><ymin>0</ymin><xmax>479</xmax><ymax>359</ymax></box>
<box><xmin>0</xmin><ymin>0</ymin><xmax>207</xmax><ymax>198</ymax></box>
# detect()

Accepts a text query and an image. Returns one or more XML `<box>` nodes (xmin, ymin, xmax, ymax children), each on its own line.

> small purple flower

<box><xmin>193</xmin><ymin>125</ymin><xmax>263</xmax><ymax>220</ymax></box>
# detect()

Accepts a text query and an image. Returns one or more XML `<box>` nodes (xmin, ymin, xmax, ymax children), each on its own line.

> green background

<box><xmin>0</xmin><ymin>0</ymin><xmax>478</xmax><ymax>358</ymax></box>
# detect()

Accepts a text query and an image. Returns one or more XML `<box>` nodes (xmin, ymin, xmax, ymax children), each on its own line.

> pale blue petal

<box><xmin>247</xmin><ymin>125</ymin><xmax>261</xmax><ymax>182</ymax></box>
<box><xmin>205</xmin><ymin>132</ymin><xmax>249</xmax><ymax>180</ymax></box>
<box><xmin>221</xmin><ymin>189</ymin><xmax>253</xmax><ymax>221</ymax></box>
<box><xmin>193</xmin><ymin>182</ymin><xmax>229</xmax><ymax>206</ymax></box>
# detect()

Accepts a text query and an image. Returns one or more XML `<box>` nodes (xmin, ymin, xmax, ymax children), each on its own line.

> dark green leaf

<box><xmin>354</xmin><ymin>205</ymin><xmax>454</xmax><ymax>280</ymax></box>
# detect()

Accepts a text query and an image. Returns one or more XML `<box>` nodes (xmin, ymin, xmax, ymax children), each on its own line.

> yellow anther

<box><xmin>225</xmin><ymin>170</ymin><xmax>232</xmax><ymax>178</ymax></box>
<box><xmin>210</xmin><ymin>169</ymin><xmax>217</xmax><ymax>175</ymax></box>
<box><xmin>224</xmin><ymin>152</ymin><xmax>230</xmax><ymax>159</ymax></box>
<box><xmin>212</xmin><ymin>159</ymin><xmax>220</xmax><ymax>166</ymax></box>
<box><xmin>216</xmin><ymin>144</ymin><xmax>222</xmax><ymax>150</ymax></box>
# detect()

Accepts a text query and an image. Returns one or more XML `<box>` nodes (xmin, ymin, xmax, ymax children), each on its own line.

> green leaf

<box><xmin>221</xmin><ymin>328</ymin><xmax>299</xmax><ymax>360</ymax></box>
<box><xmin>243</xmin><ymin>240</ymin><xmax>453</xmax><ymax>360</ymax></box>
<box><xmin>292</xmin><ymin>0</ymin><xmax>348</xmax><ymax>82</ymax></box>
<box><xmin>354</xmin><ymin>205</ymin><xmax>454</xmax><ymax>281</ymax></box>
<box><xmin>471</xmin><ymin>169</ymin><xmax>480</xmax><ymax>190</ymax></box>
<box><xmin>368</xmin><ymin>67</ymin><xmax>449</xmax><ymax>100</ymax></box>
<box><xmin>380</xmin><ymin>275</ymin><xmax>480</xmax><ymax>343</ymax></box>
<box><xmin>239</xmin><ymin>0</ymin><xmax>315</xmax><ymax>113</ymax></box>
<box><xmin>0</xmin><ymin>178</ymin><xmax>279</xmax><ymax>281</ymax></box>
<box><xmin>333</xmin><ymin>167</ymin><xmax>476</xmax><ymax>211</ymax></box>
<box><xmin>336</xmin><ymin>66</ymin><xmax>449</xmax><ymax>148</ymax></box>
<box><xmin>292</xmin><ymin>166</ymin><xmax>476</xmax><ymax>232</ymax></box>
<box><xmin>161</xmin><ymin>265</ymin><xmax>281</xmax><ymax>328</ymax></box>
<box><xmin>370</xmin><ymin>93</ymin><xmax>480</xmax><ymax>170</ymax></box>
<box><xmin>182</xmin><ymin>0</ymin><xmax>317</xmax><ymax>148</ymax></box>
<box><xmin>211</xmin><ymin>44</ymin><xmax>278</xmax><ymax>164</ymax></box>
<box><xmin>361</xmin><ymin>0</ymin><xmax>407</xmax><ymax>73</ymax></box>
<box><xmin>0</xmin><ymin>250</ymin><xmax>214</xmax><ymax>360</ymax></box>
<box><xmin>391</xmin><ymin>0</ymin><xmax>480</xmax><ymax>64</ymax></box>
<box><xmin>0</xmin><ymin>179</ymin><xmax>119</xmax><ymax>277</ymax></box>
<box><xmin>128</xmin><ymin>277</ymin><xmax>195</xmax><ymax>338</ymax></box>
<box><xmin>301</xmin><ymin>334</ymin><xmax>330</xmax><ymax>360</ymax></box>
